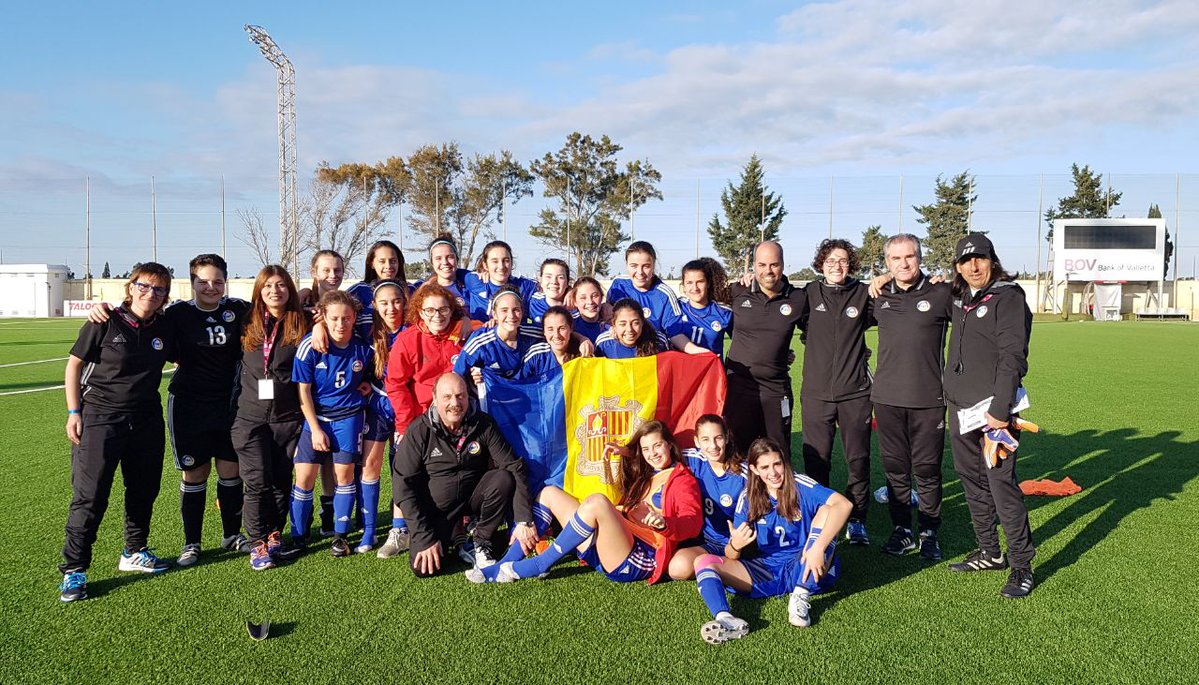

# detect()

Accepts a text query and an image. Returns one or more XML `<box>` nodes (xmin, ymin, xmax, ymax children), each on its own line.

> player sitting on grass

<box><xmin>467</xmin><ymin>420</ymin><xmax>702</xmax><ymax>585</ymax></box>
<box><xmin>693</xmin><ymin>438</ymin><xmax>852</xmax><ymax>644</ymax></box>
<box><xmin>290</xmin><ymin>290</ymin><xmax>374</xmax><ymax>558</ymax></box>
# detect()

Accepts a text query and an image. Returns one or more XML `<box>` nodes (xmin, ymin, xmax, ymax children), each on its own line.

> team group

<box><xmin>58</xmin><ymin>230</ymin><xmax>1036</xmax><ymax>643</ymax></box>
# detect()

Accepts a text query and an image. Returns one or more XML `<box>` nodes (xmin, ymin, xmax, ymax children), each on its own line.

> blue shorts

<box><xmin>741</xmin><ymin>545</ymin><xmax>840</xmax><ymax>598</ymax></box>
<box><xmin>701</xmin><ymin>536</ymin><xmax>729</xmax><ymax>555</ymax></box>
<box><xmin>295</xmin><ymin>412</ymin><xmax>364</xmax><ymax>465</ymax></box>
<box><xmin>363</xmin><ymin>391</ymin><xmax>394</xmax><ymax>443</ymax></box>
<box><xmin>577</xmin><ymin>537</ymin><xmax>657</xmax><ymax>583</ymax></box>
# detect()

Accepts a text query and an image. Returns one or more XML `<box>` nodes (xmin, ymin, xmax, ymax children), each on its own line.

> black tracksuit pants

<box><xmin>411</xmin><ymin>468</ymin><xmax>516</xmax><ymax>578</ymax></box>
<box><xmin>725</xmin><ymin>374</ymin><xmax>794</xmax><ymax>457</ymax></box>
<box><xmin>233</xmin><ymin>417</ymin><xmax>301</xmax><ymax>542</ymax></box>
<box><xmin>949</xmin><ymin>409</ymin><xmax>1035</xmax><ymax>569</ymax></box>
<box><xmin>801</xmin><ymin>395</ymin><xmax>872</xmax><ymax>520</ymax></box>
<box><xmin>875</xmin><ymin>403</ymin><xmax>945</xmax><ymax>531</ymax></box>
<box><xmin>61</xmin><ymin>409</ymin><xmax>165</xmax><ymax>573</ymax></box>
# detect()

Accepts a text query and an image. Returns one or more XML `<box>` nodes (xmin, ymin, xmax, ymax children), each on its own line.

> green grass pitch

<box><xmin>1</xmin><ymin>318</ymin><xmax>1197</xmax><ymax>683</ymax></box>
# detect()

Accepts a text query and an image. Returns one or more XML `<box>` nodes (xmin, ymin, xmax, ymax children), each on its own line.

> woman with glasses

<box><xmin>798</xmin><ymin>238</ymin><xmax>876</xmax><ymax>547</ymax></box>
<box><xmin>380</xmin><ymin>283</ymin><xmax>474</xmax><ymax>559</ymax></box>
<box><xmin>59</xmin><ymin>263</ymin><xmax>176</xmax><ymax>602</ymax></box>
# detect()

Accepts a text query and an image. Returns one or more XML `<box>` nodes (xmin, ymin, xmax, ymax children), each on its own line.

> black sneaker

<box><xmin>919</xmin><ymin>530</ymin><xmax>943</xmax><ymax>561</ymax></box>
<box><xmin>330</xmin><ymin>537</ymin><xmax>351</xmax><ymax>558</ymax></box>
<box><xmin>949</xmin><ymin>549</ymin><xmax>1008</xmax><ymax>572</ymax></box>
<box><xmin>882</xmin><ymin>527</ymin><xmax>916</xmax><ymax>556</ymax></box>
<box><xmin>1001</xmin><ymin>568</ymin><xmax>1035</xmax><ymax>598</ymax></box>
<box><xmin>274</xmin><ymin>535</ymin><xmax>307</xmax><ymax>562</ymax></box>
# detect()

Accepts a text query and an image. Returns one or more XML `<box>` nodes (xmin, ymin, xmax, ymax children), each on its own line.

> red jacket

<box><xmin>624</xmin><ymin>462</ymin><xmax>703</xmax><ymax>584</ymax></box>
<box><xmin>385</xmin><ymin>317</ymin><xmax>470</xmax><ymax>435</ymax></box>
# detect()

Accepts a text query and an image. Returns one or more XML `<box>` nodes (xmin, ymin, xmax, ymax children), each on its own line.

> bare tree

<box><xmin>236</xmin><ymin>207</ymin><xmax>273</xmax><ymax>267</ymax></box>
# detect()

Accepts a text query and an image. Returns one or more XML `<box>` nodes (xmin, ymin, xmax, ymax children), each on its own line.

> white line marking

<box><xmin>0</xmin><ymin>368</ymin><xmax>175</xmax><ymax>397</ymax></box>
<box><xmin>0</xmin><ymin>357</ymin><xmax>68</xmax><ymax>368</ymax></box>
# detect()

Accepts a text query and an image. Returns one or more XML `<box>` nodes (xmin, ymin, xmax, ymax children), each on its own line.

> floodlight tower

<box><xmin>245</xmin><ymin>24</ymin><xmax>299</xmax><ymax>274</ymax></box>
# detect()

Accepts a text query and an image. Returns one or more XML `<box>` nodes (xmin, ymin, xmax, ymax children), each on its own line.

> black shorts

<box><xmin>168</xmin><ymin>393</ymin><xmax>236</xmax><ymax>470</ymax></box>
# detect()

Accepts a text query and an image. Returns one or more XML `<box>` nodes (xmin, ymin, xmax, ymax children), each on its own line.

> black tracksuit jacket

<box><xmin>943</xmin><ymin>280</ymin><xmax>1032</xmax><ymax>421</ymax></box>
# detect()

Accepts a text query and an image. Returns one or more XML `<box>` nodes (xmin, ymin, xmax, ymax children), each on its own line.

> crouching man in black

<box><xmin>392</xmin><ymin>372</ymin><xmax>536</xmax><ymax>578</ymax></box>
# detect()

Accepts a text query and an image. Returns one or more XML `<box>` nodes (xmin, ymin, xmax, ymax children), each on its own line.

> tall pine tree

<box><xmin>913</xmin><ymin>171</ymin><xmax>975</xmax><ymax>274</ymax></box>
<box><xmin>1045</xmin><ymin>164</ymin><xmax>1121</xmax><ymax>243</ymax></box>
<box><xmin>859</xmin><ymin>225</ymin><xmax>887</xmax><ymax>277</ymax></box>
<box><xmin>1148</xmin><ymin>204</ymin><xmax>1174</xmax><ymax>278</ymax></box>
<box><xmin>707</xmin><ymin>155</ymin><xmax>786</xmax><ymax>273</ymax></box>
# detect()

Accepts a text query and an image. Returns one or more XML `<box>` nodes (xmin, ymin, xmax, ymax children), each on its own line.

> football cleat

<box><xmin>881</xmin><ymin>527</ymin><xmax>916</xmax><ymax>556</ymax></box>
<box><xmin>331</xmin><ymin>537</ymin><xmax>352</xmax><ymax>558</ymax></box>
<box><xmin>788</xmin><ymin>587</ymin><xmax>813</xmax><ymax>627</ymax></box>
<box><xmin>949</xmin><ymin>549</ymin><xmax>1008</xmax><ymax>572</ymax></box>
<box><xmin>1001</xmin><ymin>568</ymin><xmax>1035</xmax><ymax>598</ymax></box>
<box><xmin>221</xmin><ymin>533</ymin><xmax>253</xmax><ymax>554</ymax></box>
<box><xmin>701</xmin><ymin>613</ymin><xmax>750</xmax><ymax>644</ymax></box>
<box><xmin>919</xmin><ymin>530</ymin><xmax>943</xmax><ymax>561</ymax></box>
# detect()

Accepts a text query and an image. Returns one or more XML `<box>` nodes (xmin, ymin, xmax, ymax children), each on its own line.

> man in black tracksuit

<box><xmin>798</xmin><ymin>239</ymin><xmax>875</xmax><ymax>545</ymax></box>
<box><xmin>393</xmin><ymin>373</ymin><xmax>534</xmax><ymax>578</ymax></box>
<box><xmin>943</xmin><ymin>234</ymin><xmax>1036</xmax><ymax>599</ymax></box>
<box><xmin>725</xmin><ymin>241</ymin><xmax>807</xmax><ymax>456</ymax></box>
<box><xmin>871</xmin><ymin>234</ymin><xmax>954</xmax><ymax>560</ymax></box>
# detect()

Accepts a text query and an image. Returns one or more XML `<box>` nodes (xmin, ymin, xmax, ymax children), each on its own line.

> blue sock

<box><xmin>392</xmin><ymin>516</ymin><xmax>408</xmax><ymax>532</ymax></box>
<box><xmin>532</xmin><ymin>502</ymin><xmax>554</xmax><ymax>538</ymax></box>
<box><xmin>360</xmin><ymin>479</ymin><xmax>380</xmax><ymax>544</ymax></box>
<box><xmin>696</xmin><ymin>566</ymin><xmax>731</xmax><ymax>617</ymax></box>
<box><xmin>496</xmin><ymin>537</ymin><xmax>528</xmax><ymax>567</ymax></box>
<box><xmin>333</xmin><ymin>483</ymin><xmax>356</xmax><ymax>536</ymax></box>
<box><xmin>290</xmin><ymin>486</ymin><xmax>314</xmax><ymax>540</ymax></box>
<box><xmin>509</xmin><ymin>513</ymin><xmax>593</xmax><ymax>579</ymax></box>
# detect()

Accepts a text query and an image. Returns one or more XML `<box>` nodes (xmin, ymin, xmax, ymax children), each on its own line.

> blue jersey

<box><xmin>572</xmin><ymin>313</ymin><xmax>609</xmax><ymax>343</ymax></box>
<box><xmin>733</xmin><ymin>473</ymin><xmax>835</xmax><ymax>567</ymax></box>
<box><xmin>684</xmin><ymin>449</ymin><xmax>746</xmax><ymax>547</ymax></box>
<box><xmin>607</xmin><ymin>276</ymin><xmax>686</xmax><ymax>338</ymax></box>
<box><xmin>464</xmin><ymin>272</ymin><xmax>538</xmax><ymax>321</ymax></box>
<box><xmin>679</xmin><ymin>299</ymin><xmax>734</xmax><ymax>358</ymax></box>
<box><xmin>519</xmin><ymin>342</ymin><xmax>561</xmax><ymax>378</ymax></box>
<box><xmin>414</xmin><ymin>268</ymin><xmax>471</xmax><ymax>309</ymax></box>
<box><xmin>293</xmin><ymin>333</ymin><xmax>374</xmax><ymax>419</ymax></box>
<box><xmin>594</xmin><ymin>329</ymin><xmax>668</xmax><ymax>359</ymax></box>
<box><xmin>527</xmin><ymin>292</ymin><xmax>554</xmax><ymax>324</ymax></box>
<box><xmin>454</xmin><ymin>325</ymin><xmax>546</xmax><ymax>379</ymax></box>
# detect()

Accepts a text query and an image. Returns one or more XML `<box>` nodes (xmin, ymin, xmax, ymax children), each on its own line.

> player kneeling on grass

<box><xmin>60</xmin><ymin>262</ymin><xmax>175</xmax><ymax>602</ymax></box>
<box><xmin>468</xmin><ymin>420</ymin><xmax>702</xmax><ymax>585</ymax></box>
<box><xmin>693</xmin><ymin>438</ymin><xmax>851</xmax><ymax>644</ymax></box>
<box><xmin>290</xmin><ymin>290</ymin><xmax>374</xmax><ymax>558</ymax></box>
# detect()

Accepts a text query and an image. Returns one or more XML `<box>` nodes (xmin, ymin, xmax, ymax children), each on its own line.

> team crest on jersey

<box><xmin>719</xmin><ymin>493</ymin><xmax>733</xmax><ymax>508</ymax></box>
<box><xmin>222</xmin><ymin>310</ymin><xmax>235</xmax><ymax>322</ymax></box>
<box><xmin>456</xmin><ymin>296</ymin><xmax>466</xmax><ymax>306</ymax></box>
<box><xmin>845</xmin><ymin>306</ymin><xmax>860</xmax><ymax>318</ymax></box>
<box><xmin>352</xmin><ymin>360</ymin><xmax>364</xmax><ymax>372</ymax></box>
<box><xmin>642</xmin><ymin>307</ymin><xmax>652</xmax><ymax>319</ymax></box>
<box><xmin>467</xmin><ymin>441</ymin><xmax>481</xmax><ymax>455</ymax></box>
<box><xmin>182</xmin><ymin>455</ymin><xmax>195</xmax><ymax>467</ymax></box>
<box><xmin>780</xmin><ymin>304</ymin><xmax>792</xmax><ymax>316</ymax></box>
<box><xmin>574</xmin><ymin>396</ymin><xmax>646</xmax><ymax>484</ymax></box>
<box><xmin>917</xmin><ymin>300</ymin><xmax>930</xmax><ymax>312</ymax></box>
<box><xmin>976</xmin><ymin>305</ymin><xmax>988</xmax><ymax>318</ymax></box>
<box><xmin>151</xmin><ymin>338</ymin><xmax>164</xmax><ymax>350</ymax></box>
<box><xmin>711</xmin><ymin>321</ymin><xmax>722</xmax><ymax>332</ymax></box>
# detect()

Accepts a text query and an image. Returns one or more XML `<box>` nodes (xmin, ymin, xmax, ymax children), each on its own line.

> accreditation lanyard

<box><xmin>262</xmin><ymin>314</ymin><xmax>281</xmax><ymax>371</ymax></box>
<box><xmin>961</xmin><ymin>292</ymin><xmax>993</xmax><ymax>313</ymax></box>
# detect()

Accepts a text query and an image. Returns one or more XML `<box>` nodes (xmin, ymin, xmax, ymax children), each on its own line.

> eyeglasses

<box><xmin>823</xmin><ymin>258</ymin><xmax>850</xmax><ymax>267</ymax></box>
<box><xmin>421</xmin><ymin>306</ymin><xmax>451</xmax><ymax>317</ymax></box>
<box><xmin>133</xmin><ymin>282</ymin><xmax>169</xmax><ymax>297</ymax></box>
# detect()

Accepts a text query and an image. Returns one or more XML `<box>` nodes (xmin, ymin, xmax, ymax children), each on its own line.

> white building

<box><xmin>0</xmin><ymin>264</ymin><xmax>71</xmax><ymax>318</ymax></box>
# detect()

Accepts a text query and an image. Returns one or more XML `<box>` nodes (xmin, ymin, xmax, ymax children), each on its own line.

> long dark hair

<box><xmin>745</xmin><ymin>438</ymin><xmax>799</xmax><ymax>523</ymax></box>
<box><xmin>303</xmin><ymin>249</ymin><xmax>344</xmax><ymax>308</ymax></box>
<box><xmin>363</xmin><ymin>240</ymin><xmax>405</xmax><ymax>284</ymax></box>
<box><xmin>542</xmin><ymin>305</ymin><xmax>581</xmax><ymax>363</ymax></box>
<box><xmin>695</xmin><ymin>414</ymin><xmax>743</xmax><ymax>475</ymax></box>
<box><xmin>370</xmin><ymin>280</ymin><xmax>407</xmax><ymax>378</ymax></box>
<box><xmin>610</xmin><ymin>297</ymin><xmax>662</xmax><ymax>357</ymax></box>
<box><xmin>618</xmin><ymin>420</ymin><xmax>683</xmax><ymax>509</ymax></box>
<box><xmin>243</xmin><ymin>265</ymin><xmax>309</xmax><ymax>351</ymax></box>
<box><xmin>681</xmin><ymin>257</ymin><xmax>730</xmax><ymax>304</ymax></box>
<box><xmin>951</xmin><ymin>256</ymin><xmax>1015</xmax><ymax>298</ymax></box>
<box><xmin>474</xmin><ymin>240</ymin><xmax>514</xmax><ymax>275</ymax></box>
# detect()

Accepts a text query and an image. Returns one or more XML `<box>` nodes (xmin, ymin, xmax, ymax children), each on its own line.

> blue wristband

<box><xmin>68</xmin><ymin>409</ymin><xmax>81</xmax><ymax>415</ymax></box>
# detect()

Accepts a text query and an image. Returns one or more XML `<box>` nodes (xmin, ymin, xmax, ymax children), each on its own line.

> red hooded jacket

<box><xmin>385</xmin><ymin>317</ymin><xmax>470</xmax><ymax>435</ymax></box>
<box><xmin>623</xmin><ymin>462</ymin><xmax>703</xmax><ymax>584</ymax></box>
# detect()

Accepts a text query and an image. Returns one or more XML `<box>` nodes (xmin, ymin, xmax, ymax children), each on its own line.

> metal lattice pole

<box><xmin>246</xmin><ymin>25</ymin><xmax>298</xmax><ymax>273</ymax></box>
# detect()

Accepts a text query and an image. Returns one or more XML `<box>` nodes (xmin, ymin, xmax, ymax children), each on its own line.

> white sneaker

<box><xmin>788</xmin><ymin>587</ymin><xmax>812</xmax><ymax>627</ymax></box>
<box><xmin>119</xmin><ymin>548</ymin><xmax>171</xmax><ymax>574</ymax></box>
<box><xmin>474</xmin><ymin>544</ymin><xmax>497</xmax><ymax>570</ymax></box>
<box><xmin>376</xmin><ymin>528</ymin><xmax>410</xmax><ymax>559</ymax></box>
<box><xmin>177</xmin><ymin>543</ymin><xmax>201</xmax><ymax>567</ymax></box>
<box><xmin>701</xmin><ymin>612</ymin><xmax>750</xmax><ymax>644</ymax></box>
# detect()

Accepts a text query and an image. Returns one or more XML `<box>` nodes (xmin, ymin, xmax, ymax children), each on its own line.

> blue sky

<box><xmin>2</xmin><ymin>1</ymin><xmax>1198</xmax><ymax>278</ymax></box>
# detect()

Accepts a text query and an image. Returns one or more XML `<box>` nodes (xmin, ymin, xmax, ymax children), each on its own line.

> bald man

<box><xmin>724</xmin><ymin>241</ymin><xmax>808</xmax><ymax>455</ymax></box>
<box><xmin>392</xmin><ymin>373</ymin><xmax>535</xmax><ymax>578</ymax></box>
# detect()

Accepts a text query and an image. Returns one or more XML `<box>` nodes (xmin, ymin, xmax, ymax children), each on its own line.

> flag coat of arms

<box><xmin>484</xmin><ymin>351</ymin><xmax>726</xmax><ymax>501</ymax></box>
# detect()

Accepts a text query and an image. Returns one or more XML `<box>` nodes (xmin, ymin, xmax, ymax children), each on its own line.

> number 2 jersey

<box><xmin>165</xmin><ymin>298</ymin><xmax>251</xmax><ymax>406</ymax></box>
<box><xmin>683</xmin><ymin>448</ymin><xmax>746</xmax><ymax>547</ymax></box>
<box><xmin>292</xmin><ymin>333</ymin><xmax>374</xmax><ymax>420</ymax></box>
<box><xmin>734</xmin><ymin>473</ymin><xmax>836</xmax><ymax>567</ymax></box>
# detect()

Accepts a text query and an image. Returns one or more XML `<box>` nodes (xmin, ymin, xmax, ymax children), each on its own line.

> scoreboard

<box><xmin>1052</xmin><ymin>218</ymin><xmax>1166</xmax><ymax>282</ymax></box>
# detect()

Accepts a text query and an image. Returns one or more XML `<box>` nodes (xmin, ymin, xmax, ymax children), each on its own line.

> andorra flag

<box><xmin>484</xmin><ymin>351</ymin><xmax>727</xmax><ymax>501</ymax></box>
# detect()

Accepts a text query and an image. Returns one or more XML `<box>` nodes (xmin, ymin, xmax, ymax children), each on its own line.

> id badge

<box><xmin>781</xmin><ymin>397</ymin><xmax>791</xmax><ymax>420</ymax></box>
<box><xmin>258</xmin><ymin>379</ymin><xmax>275</xmax><ymax>400</ymax></box>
